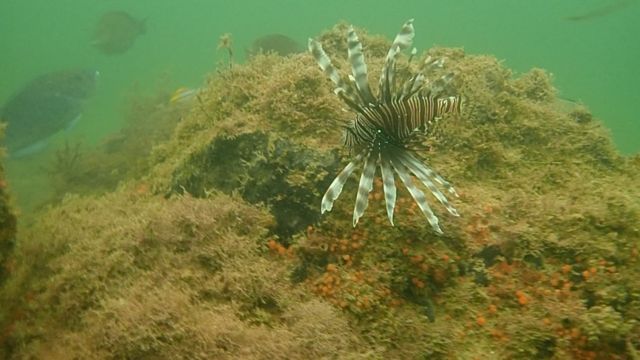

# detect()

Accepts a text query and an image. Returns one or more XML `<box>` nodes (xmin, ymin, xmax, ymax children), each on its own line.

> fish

<box><xmin>0</xmin><ymin>69</ymin><xmax>99</xmax><ymax>157</ymax></box>
<box><xmin>169</xmin><ymin>87</ymin><xmax>198</xmax><ymax>105</ymax></box>
<box><xmin>564</xmin><ymin>0</ymin><xmax>634</xmax><ymax>21</ymax></box>
<box><xmin>91</xmin><ymin>11</ymin><xmax>146</xmax><ymax>55</ymax></box>
<box><xmin>309</xmin><ymin>20</ymin><xmax>462</xmax><ymax>234</ymax></box>
<box><xmin>247</xmin><ymin>34</ymin><xmax>303</xmax><ymax>57</ymax></box>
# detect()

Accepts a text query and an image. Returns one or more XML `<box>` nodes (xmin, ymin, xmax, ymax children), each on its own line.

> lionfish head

<box><xmin>308</xmin><ymin>19</ymin><xmax>462</xmax><ymax>234</ymax></box>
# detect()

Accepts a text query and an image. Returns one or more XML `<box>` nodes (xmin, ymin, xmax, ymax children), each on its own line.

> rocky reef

<box><xmin>0</xmin><ymin>23</ymin><xmax>638</xmax><ymax>359</ymax></box>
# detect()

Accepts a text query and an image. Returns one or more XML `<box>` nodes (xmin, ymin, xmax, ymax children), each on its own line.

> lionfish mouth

<box><xmin>309</xmin><ymin>19</ymin><xmax>462</xmax><ymax>234</ymax></box>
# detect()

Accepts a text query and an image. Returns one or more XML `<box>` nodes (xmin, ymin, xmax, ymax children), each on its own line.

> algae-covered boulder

<box><xmin>0</xmin><ymin>189</ymin><xmax>367</xmax><ymax>359</ymax></box>
<box><xmin>147</xmin><ymin>22</ymin><xmax>639</xmax><ymax>358</ymax></box>
<box><xmin>1</xmin><ymin>22</ymin><xmax>639</xmax><ymax>359</ymax></box>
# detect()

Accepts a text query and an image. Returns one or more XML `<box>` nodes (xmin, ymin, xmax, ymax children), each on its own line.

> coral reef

<box><xmin>0</xmin><ymin>22</ymin><xmax>638</xmax><ymax>359</ymax></box>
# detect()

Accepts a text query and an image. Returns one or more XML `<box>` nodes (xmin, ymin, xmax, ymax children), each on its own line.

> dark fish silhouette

<box><xmin>91</xmin><ymin>11</ymin><xmax>145</xmax><ymax>55</ymax></box>
<box><xmin>0</xmin><ymin>69</ymin><xmax>98</xmax><ymax>157</ymax></box>
<box><xmin>565</xmin><ymin>0</ymin><xmax>634</xmax><ymax>21</ymax></box>
<box><xmin>248</xmin><ymin>34</ymin><xmax>302</xmax><ymax>57</ymax></box>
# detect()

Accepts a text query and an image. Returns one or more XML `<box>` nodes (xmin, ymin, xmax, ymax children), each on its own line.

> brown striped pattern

<box><xmin>346</xmin><ymin>95</ymin><xmax>462</xmax><ymax>150</ymax></box>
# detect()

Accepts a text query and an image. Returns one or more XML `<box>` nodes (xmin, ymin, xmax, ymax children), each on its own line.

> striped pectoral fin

<box><xmin>353</xmin><ymin>152</ymin><xmax>377</xmax><ymax>227</ymax></box>
<box><xmin>321</xmin><ymin>154</ymin><xmax>364</xmax><ymax>214</ymax></box>
<box><xmin>398</xmin><ymin>151</ymin><xmax>459</xmax><ymax>217</ymax></box>
<box><xmin>379</xmin><ymin>153</ymin><xmax>397</xmax><ymax>226</ymax></box>
<box><xmin>391</xmin><ymin>156</ymin><xmax>443</xmax><ymax>235</ymax></box>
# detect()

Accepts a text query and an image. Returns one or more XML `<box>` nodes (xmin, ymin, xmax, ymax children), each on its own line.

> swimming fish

<box><xmin>91</xmin><ymin>11</ymin><xmax>146</xmax><ymax>55</ymax></box>
<box><xmin>565</xmin><ymin>0</ymin><xmax>634</xmax><ymax>21</ymax></box>
<box><xmin>169</xmin><ymin>87</ymin><xmax>197</xmax><ymax>105</ymax></box>
<box><xmin>247</xmin><ymin>34</ymin><xmax>302</xmax><ymax>57</ymax></box>
<box><xmin>0</xmin><ymin>69</ymin><xmax>99</xmax><ymax>157</ymax></box>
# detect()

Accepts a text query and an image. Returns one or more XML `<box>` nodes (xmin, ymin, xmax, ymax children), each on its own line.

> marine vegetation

<box><xmin>218</xmin><ymin>33</ymin><xmax>234</xmax><ymax>69</ymax></box>
<box><xmin>0</xmin><ymin>21</ymin><xmax>639</xmax><ymax>360</ymax></box>
<box><xmin>34</xmin><ymin>78</ymin><xmax>185</xmax><ymax>210</ymax></box>
<box><xmin>309</xmin><ymin>19</ymin><xmax>462</xmax><ymax>233</ymax></box>
<box><xmin>44</xmin><ymin>141</ymin><xmax>83</xmax><ymax>186</ymax></box>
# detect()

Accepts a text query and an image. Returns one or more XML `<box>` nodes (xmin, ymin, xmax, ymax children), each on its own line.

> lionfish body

<box><xmin>309</xmin><ymin>19</ymin><xmax>462</xmax><ymax>234</ymax></box>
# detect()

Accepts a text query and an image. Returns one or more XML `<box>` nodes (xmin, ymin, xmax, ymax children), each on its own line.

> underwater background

<box><xmin>2</xmin><ymin>0</ymin><xmax>638</xmax><ymax>152</ymax></box>
<box><xmin>1</xmin><ymin>1</ymin><xmax>640</xmax><ymax>359</ymax></box>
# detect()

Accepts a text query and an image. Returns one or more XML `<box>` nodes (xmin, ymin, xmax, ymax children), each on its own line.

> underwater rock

<box><xmin>0</xmin><ymin>191</ymin><xmax>368</xmax><ymax>359</ymax></box>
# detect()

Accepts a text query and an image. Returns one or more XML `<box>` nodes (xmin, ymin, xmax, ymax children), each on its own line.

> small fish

<box><xmin>91</xmin><ymin>11</ymin><xmax>146</xmax><ymax>55</ymax></box>
<box><xmin>247</xmin><ymin>34</ymin><xmax>302</xmax><ymax>57</ymax></box>
<box><xmin>565</xmin><ymin>0</ymin><xmax>634</xmax><ymax>21</ymax></box>
<box><xmin>1</xmin><ymin>69</ymin><xmax>99</xmax><ymax>157</ymax></box>
<box><xmin>169</xmin><ymin>87</ymin><xmax>197</xmax><ymax>105</ymax></box>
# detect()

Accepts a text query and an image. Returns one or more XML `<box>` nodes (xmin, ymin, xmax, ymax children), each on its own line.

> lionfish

<box><xmin>308</xmin><ymin>19</ymin><xmax>462</xmax><ymax>234</ymax></box>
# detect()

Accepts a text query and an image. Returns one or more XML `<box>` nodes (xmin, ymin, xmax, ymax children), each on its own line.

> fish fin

<box><xmin>379</xmin><ymin>152</ymin><xmax>397</xmax><ymax>226</ymax></box>
<box><xmin>353</xmin><ymin>151</ymin><xmax>377</xmax><ymax>227</ymax></box>
<box><xmin>379</xmin><ymin>19</ymin><xmax>415</xmax><ymax>101</ymax></box>
<box><xmin>347</xmin><ymin>26</ymin><xmax>375</xmax><ymax>104</ymax></box>
<box><xmin>308</xmin><ymin>38</ymin><xmax>362</xmax><ymax>112</ymax></box>
<box><xmin>65</xmin><ymin>114</ymin><xmax>83</xmax><ymax>132</ymax></box>
<box><xmin>321</xmin><ymin>153</ymin><xmax>364</xmax><ymax>214</ymax></box>
<box><xmin>169</xmin><ymin>88</ymin><xmax>197</xmax><ymax>104</ymax></box>
<box><xmin>10</xmin><ymin>139</ymin><xmax>49</xmax><ymax>158</ymax></box>
<box><xmin>390</xmin><ymin>152</ymin><xmax>443</xmax><ymax>234</ymax></box>
<box><xmin>398</xmin><ymin>151</ymin><xmax>459</xmax><ymax>216</ymax></box>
